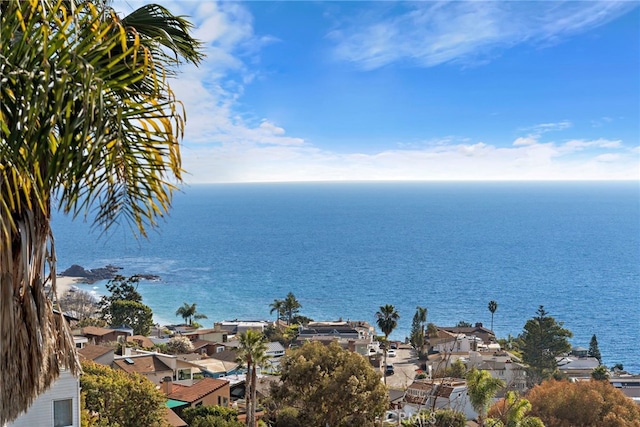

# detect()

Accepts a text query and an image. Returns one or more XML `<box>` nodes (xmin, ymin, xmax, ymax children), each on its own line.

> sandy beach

<box><xmin>54</xmin><ymin>275</ymin><xmax>81</xmax><ymax>299</ymax></box>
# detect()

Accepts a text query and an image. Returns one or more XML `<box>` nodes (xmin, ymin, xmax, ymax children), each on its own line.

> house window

<box><xmin>178</xmin><ymin>368</ymin><xmax>191</xmax><ymax>380</ymax></box>
<box><xmin>216</xmin><ymin>347</ymin><xmax>224</xmax><ymax>353</ymax></box>
<box><xmin>53</xmin><ymin>399</ymin><xmax>73</xmax><ymax>427</ymax></box>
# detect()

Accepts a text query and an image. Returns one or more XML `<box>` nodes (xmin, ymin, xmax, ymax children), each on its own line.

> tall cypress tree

<box><xmin>519</xmin><ymin>306</ymin><xmax>573</xmax><ymax>385</ymax></box>
<box><xmin>589</xmin><ymin>334</ymin><xmax>602</xmax><ymax>364</ymax></box>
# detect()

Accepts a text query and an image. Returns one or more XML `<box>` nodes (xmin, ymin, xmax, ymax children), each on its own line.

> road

<box><xmin>382</xmin><ymin>345</ymin><xmax>421</xmax><ymax>390</ymax></box>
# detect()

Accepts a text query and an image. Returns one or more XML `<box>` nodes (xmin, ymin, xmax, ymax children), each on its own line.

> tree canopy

<box><xmin>526</xmin><ymin>379</ymin><xmax>640</xmax><ymax>427</ymax></box>
<box><xmin>488</xmin><ymin>391</ymin><xmax>544</xmax><ymax>427</ymax></box>
<box><xmin>588</xmin><ymin>334</ymin><xmax>602</xmax><ymax>363</ymax></box>
<box><xmin>269</xmin><ymin>341</ymin><xmax>387</xmax><ymax>426</ymax></box>
<box><xmin>81</xmin><ymin>361</ymin><xmax>168</xmax><ymax>427</ymax></box>
<box><xmin>466</xmin><ymin>368</ymin><xmax>505</xmax><ymax>427</ymax></box>
<box><xmin>518</xmin><ymin>306</ymin><xmax>572</xmax><ymax>384</ymax></box>
<box><xmin>181</xmin><ymin>405</ymin><xmax>243</xmax><ymax>427</ymax></box>
<box><xmin>175</xmin><ymin>302</ymin><xmax>208</xmax><ymax>326</ymax></box>
<box><xmin>283</xmin><ymin>292</ymin><xmax>302</xmax><ymax>324</ymax></box>
<box><xmin>488</xmin><ymin>300</ymin><xmax>498</xmax><ymax>331</ymax></box>
<box><xmin>410</xmin><ymin>306</ymin><xmax>427</xmax><ymax>355</ymax></box>
<box><xmin>100</xmin><ymin>276</ymin><xmax>153</xmax><ymax>335</ymax></box>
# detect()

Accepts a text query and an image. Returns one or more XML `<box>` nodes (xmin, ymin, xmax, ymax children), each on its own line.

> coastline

<box><xmin>54</xmin><ymin>275</ymin><xmax>81</xmax><ymax>299</ymax></box>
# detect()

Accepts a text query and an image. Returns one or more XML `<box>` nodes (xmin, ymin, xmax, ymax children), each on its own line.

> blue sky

<box><xmin>119</xmin><ymin>1</ymin><xmax>639</xmax><ymax>182</ymax></box>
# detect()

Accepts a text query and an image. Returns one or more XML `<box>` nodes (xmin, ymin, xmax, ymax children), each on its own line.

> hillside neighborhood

<box><xmin>8</xmin><ymin>290</ymin><xmax>640</xmax><ymax>427</ymax></box>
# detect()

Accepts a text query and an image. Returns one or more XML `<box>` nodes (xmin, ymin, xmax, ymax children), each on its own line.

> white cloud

<box><xmin>181</xmin><ymin>136</ymin><xmax>639</xmax><ymax>183</ymax></box>
<box><xmin>595</xmin><ymin>153</ymin><xmax>620</xmax><ymax>162</ymax></box>
<box><xmin>513</xmin><ymin>136</ymin><xmax>539</xmax><ymax>146</ymax></box>
<box><xmin>561</xmin><ymin>138</ymin><xmax>623</xmax><ymax>152</ymax></box>
<box><xmin>525</xmin><ymin>120</ymin><xmax>573</xmax><ymax>134</ymax></box>
<box><xmin>330</xmin><ymin>2</ymin><xmax>635</xmax><ymax>69</ymax></box>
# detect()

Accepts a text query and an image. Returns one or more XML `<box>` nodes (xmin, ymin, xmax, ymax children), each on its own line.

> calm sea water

<box><xmin>51</xmin><ymin>182</ymin><xmax>640</xmax><ymax>373</ymax></box>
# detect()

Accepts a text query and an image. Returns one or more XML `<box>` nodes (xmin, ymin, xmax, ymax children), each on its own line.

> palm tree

<box><xmin>283</xmin><ymin>292</ymin><xmax>301</xmax><ymax>324</ymax></box>
<box><xmin>488</xmin><ymin>391</ymin><xmax>544</xmax><ymax>427</ymax></box>
<box><xmin>175</xmin><ymin>302</ymin><xmax>208</xmax><ymax>326</ymax></box>
<box><xmin>237</xmin><ymin>330</ymin><xmax>268</xmax><ymax>427</ymax></box>
<box><xmin>0</xmin><ymin>1</ymin><xmax>202</xmax><ymax>422</ymax></box>
<box><xmin>375</xmin><ymin>304</ymin><xmax>399</xmax><ymax>385</ymax></box>
<box><xmin>269</xmin><ymin>298</ymin><xmax>285</xmax><ymax>324</ymax></box>
<box><xmin>466</xmin><ymin>368</ymin><xmax>505</xmax><ymax>427</ymax></box>
<box><xmin>488</xmin><ymin>300</ymin><xmax>498</xmax><ymax>332</ymax></box>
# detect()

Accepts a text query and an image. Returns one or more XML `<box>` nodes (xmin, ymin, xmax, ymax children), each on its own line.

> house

<box><xmin>113</xmin><ymin>354</ymin><xmax>174</xmax><ymax>384</ymax></box>
<box><xmin>126</xmin><ymin>334</ymin><xmax>155</xmax><ymax>349</ymax></box>
<box><xmin>265</xmin><ymin>341</ymin><xmax>286</xmax><ymax>358</ymax></box>
<box><xmin>556</xmin><ymin>355</ymin><xmax>600</xmax><ymax>378</ymax></box>
<box><xmin>431</xmin><ymin>331</ymin><xmax>484</xmax><ymax>354</ymax></box>
<box><xmin>75</xmin><ymin>326</ymin><xmax>129</xmax><ymax>345</ymax></box>
<box><xmin>77</xmin><ymin>343</ymin><xmax>114</xmax><ymax>366</ymax></box>
<box><xmin>73</xmin><ymin>335</ymin><xmax>88</xmax><ymax>349</ymax></box>
<box><xmin>191</xmin><ymin>339</ymin><xmax>226</xmax><ymax>356</ymax></box>
<box><xmin>440</xmin><ymin>323</ymin><xmax>496</xmax><ymax>344</ymax></box>
<box><xmin>307</xmin><ymin>320</ymin><xmax>376</xmax><ymax>339</ymax></box>
<box><xmin>214</xmin><ymin>321</ymin><xmax>269</xmax><ymax>335</ymax></box>
<box><xmin>7</xmin><ymin>369</ymin><xmax>80</xmax><ymax>427</ymax></box>
<box><xmin>298</xmin><ymin>325</ymin><xmax>362</xmax><ymax>340</ymax></box>
<box><xmin>163</xmin><ymin>377</ymin><xmax>231</xmax><ymax>417</ymax></box>
<box><xmin>467</xmin><ymin>351</ymin><xmax>527</xmax><ymax>393</ymax></box>
<box><xmin>402</xmin><ymin>378</ymin><xmax>476</xmax><ymax>420</ymax></box>
<box><xmin>263</xmin><ymin>341</ymin><xmax>286</xmax><ymax>373</ymax></box>
<box><xmin>189</xmin><ymin>357</ymin><xmax>241</xmax><ymax>379</ymax></box>
<box><xmin>119</xmin><ymin>348</ymin><xmax>205</xmax><ymax>384</ymax></box>
<box><xmin>181</xmin><ymin>327</ymin><xmax>228</xmax><ymax>343</ymax></box>
<box><xmin>610</xmin><ymin>374</ymin><xmax>640</xmax><ymax>401</ymax></box>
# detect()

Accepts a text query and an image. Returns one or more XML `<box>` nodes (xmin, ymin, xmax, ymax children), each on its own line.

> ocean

<box><xmin>51</xmin><ymin>181</ymin><xmax>640</xmax><ymax>373</ymax></box>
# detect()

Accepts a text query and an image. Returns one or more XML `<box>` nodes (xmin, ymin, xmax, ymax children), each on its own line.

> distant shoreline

<box><xmin>55</xmin><ymin>275</ymin><xmax>81</xmax><ymax>299</ymax></box>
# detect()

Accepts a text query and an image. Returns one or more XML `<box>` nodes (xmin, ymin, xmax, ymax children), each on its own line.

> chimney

<box><xmin>161</xmin><ymin>376</ymin><xmax>173</xmax><ymax>395</ymax></box>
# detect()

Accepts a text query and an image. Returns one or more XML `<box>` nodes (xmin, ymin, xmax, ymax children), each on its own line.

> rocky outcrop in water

<box><xmin>60</xmin><ymin>264</ymin><xmax>160</xmax><ymax>284</ymax></box>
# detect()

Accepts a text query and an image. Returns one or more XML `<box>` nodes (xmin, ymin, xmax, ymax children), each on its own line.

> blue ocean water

<box><xmin>51</xmin><ymin>182</ymin><xmax>640</xmax><ymax>373</ymax></box>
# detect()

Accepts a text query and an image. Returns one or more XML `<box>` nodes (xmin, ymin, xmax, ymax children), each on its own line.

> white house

<box><xmin>8</xmin><ymin>369</ymin><xmax>80</xmax><ymax>427</ymax></box>
<box><xmin>402</xmin><ymin>378</ymin><xmax>476</xmax><ymax>420</ymax></box>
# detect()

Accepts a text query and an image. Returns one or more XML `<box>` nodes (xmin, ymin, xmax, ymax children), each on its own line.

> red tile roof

<box><xmin>167</xmin><ymin>378</ymin><xmax>229</xmax><ymax>403</ymax></box>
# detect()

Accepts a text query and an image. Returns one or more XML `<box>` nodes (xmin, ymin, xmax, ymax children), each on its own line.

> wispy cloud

<box><xmin>330</xmin><ymin>2</ymin><xmax>636</xmax><ymax>70</ymax></box>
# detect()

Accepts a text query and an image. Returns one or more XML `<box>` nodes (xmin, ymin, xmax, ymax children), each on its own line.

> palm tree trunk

<box><xmin>250</xmin><ymin>364</ymin><xmax>258</xmax><ymax>427</ymax></box>
<box><xmin>383</xmin><ymin>350</ymin><xmax>388</xmax><ymax>386</ymax></box>
<box><xmin>0</xmin><ymin>197</ymin><xmax>80</xmax><ymax>423</ymax></box>
<box><xmin>245</xmin><ymin>358</ymin><xmax>252</xmax><ymax>427</ymax></box>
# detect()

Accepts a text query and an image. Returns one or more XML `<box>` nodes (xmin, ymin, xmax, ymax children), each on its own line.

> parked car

<box><xmin>387</xmin><ymin>349</ymin><xmax>396</xmax><ymax>357</ymax></box>
<box><xmin>385</xmin><ymin>364</ymin><xmax>395</xmax><ymax>376</ymax></box>
<box><xmin>390</xmin><ymin>342</ymin><xmax>398</xmax><ymax>350</ymax></box>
